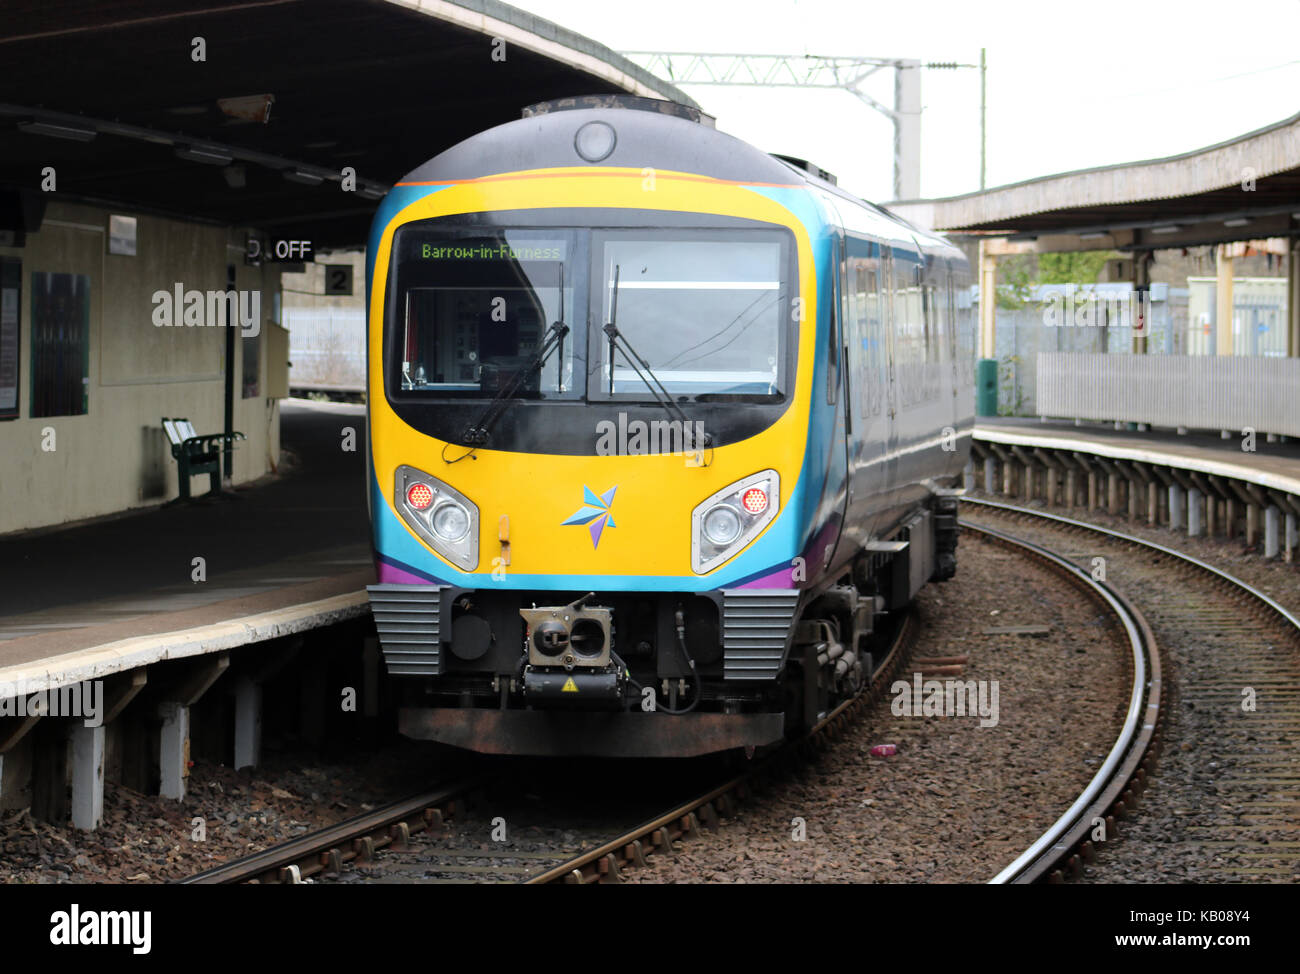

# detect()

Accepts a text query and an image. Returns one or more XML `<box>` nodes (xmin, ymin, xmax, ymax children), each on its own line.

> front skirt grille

<box><xmin>721</xmin><ymin>589</ymin><xmax>801</xmax><ymax>681</ymax></box>
<box><xmin>367</xmin><ymin>584</ymin><xmax>446</xmax><ymax>676</ymax></box>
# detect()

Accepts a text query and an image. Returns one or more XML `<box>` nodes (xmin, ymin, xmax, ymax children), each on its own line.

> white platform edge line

<box><xmin>0</xmin><ymin>591</ymin><xmax>369</xmax><ymax>695</ymax></box>
<box><xmin>973</xmin><ymin>428</ymin><xmax>1300</xmax><ymax>498</ymax></box>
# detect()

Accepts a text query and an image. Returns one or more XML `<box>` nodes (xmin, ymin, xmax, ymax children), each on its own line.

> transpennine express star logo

<box><xmin>563</xmin><ymin>485</ymin><xmax>617</xmax><ymax>548</ymax></box>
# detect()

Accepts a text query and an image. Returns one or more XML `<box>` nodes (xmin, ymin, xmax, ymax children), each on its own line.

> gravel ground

<box><xmin>0</xmin><ymin>740</ymin><xmax>454</xmax><ymax>883</ymax></box>
<box><xmin>629</xmin><ymin>530</ymin><xmax>1130</xmax><ymax>884</ymax></box>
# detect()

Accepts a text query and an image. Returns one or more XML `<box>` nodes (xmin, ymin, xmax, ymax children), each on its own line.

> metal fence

<box><xmin>981</xmin><ymin>283</ymin><xmax>1186</xmax><ymax>416</ymax></box>
<box><xmin>283</xmin><ymin>308</ymin><xmax>365</xmax><ymax>392</ymax></box>
<box><xmin>1036</xmin><ymin>352</ymin><xmax>1300</xmax><ymax>437</ymax></box>
<box><xmin>1186</xmin><ymin>277</ymin><xmax>1289</xmax><ymax>357</ymax></box>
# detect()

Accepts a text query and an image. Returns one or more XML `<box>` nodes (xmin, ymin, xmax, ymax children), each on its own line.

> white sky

<box><xmin>519</xmin><ymin>0</ymin><xmax>1300</xmax><ymax>203</ymax></box>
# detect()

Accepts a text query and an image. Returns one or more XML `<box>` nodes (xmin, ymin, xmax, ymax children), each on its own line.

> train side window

<box><xmin>890</xmin><ymin>255</ymin><xmax>903</xmax><ymax>363</ymax></box>
<box><xmin>909</xmin><ymin>278</ymin><xmax>921</xmax><ymax>364</ymax></box>
<box><xmin>858</xmin><ymin>260</ymin><xmax>882</xmax><ymax>417</ymax></box>
<box><xmin>827</xmin><ymin>239</ymin><xmax>840</xmax><ymax>405</ymax></box>
<box><xmin>935</xmin><ymin>280</ymin><xmax>946</xmax><ymax>364</ymax></box>
<box><xmin>881</xmin><ymin>251</ymin><xmax>894</xmax><ymax>378</ymax></box>
<box><xmin>945</xmin><ymin>266</ymin><xmax>957</xmax><ymax>361</ymax></box>
<box><xmin>848</xmin><ymin>260</ymin><xmax>865</xmax><ymax>409</ymax></box>
<box><xmin>939</xmin><ymin>272</ymin><xmax>946</xmax><ymax>360</ymax></box>
<box><xmin>893</xmin><ymin>254</ymin><xmax>921</xmax><ymax>367</ymax></box>
<box><xmin>921</xmin><ymin>281</ymin><xmax>932</xmax><ymax>363</ymax></box>
<box><xmin>885</xmin><ymin>253</ymin><xmax>893</xmax><ymax>329</ymax></box>
<box><xmin>852</xmin><ymin>264</ymin><xmax>864</xmax><ymax>416</ymax></box>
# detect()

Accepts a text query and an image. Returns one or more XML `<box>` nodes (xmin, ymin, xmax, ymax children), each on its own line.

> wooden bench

<box><xmin>162</xmin><ymin>418</ymin><xmax>246</xmax><ymax>500</ymax></box>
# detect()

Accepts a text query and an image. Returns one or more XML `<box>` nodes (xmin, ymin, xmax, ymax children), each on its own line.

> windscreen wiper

<box><xmin>460</xmin><ymin>266</ymin><xmax>568</xmax><ymax>448</ymax></box>
<box><xmin>602</xmin><ymin>265</ymin><xmax>710</xmax><ymax>448</ymax></box>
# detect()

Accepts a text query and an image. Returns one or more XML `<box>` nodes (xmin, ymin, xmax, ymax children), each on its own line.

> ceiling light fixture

<box><xmin>283</xmin><ymin>167</ymin><xmax>325</xmax><ymax>186</ymax></box>
<box><xmin>176</xmin><ymin>144</ymin><xmax>233</xmax><ymax>165</ymax></box>
<box><xmin>18</xmin><ymin>119</ymin><xmax>97</xmax><ymax>142</ymax></box>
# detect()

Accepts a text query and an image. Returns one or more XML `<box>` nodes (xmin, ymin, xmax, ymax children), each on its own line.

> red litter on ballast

<box><xmin>870</xmin><ymin>744</ymin><xmax>897</xmax><ymax>757</ymax></box>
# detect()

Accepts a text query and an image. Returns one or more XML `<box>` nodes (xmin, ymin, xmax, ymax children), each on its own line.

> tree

<box><xmin>1037</xmin><ymin>250</ymin><xmax>1113</xmax><ymax>285</ymax></box>
<box><xmin>996</xmin><ymin>254</ymin><xmax>1035</xmax><ymax>309</ymax></box>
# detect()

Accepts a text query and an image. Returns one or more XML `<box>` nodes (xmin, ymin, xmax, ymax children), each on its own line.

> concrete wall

<box><xmin>0</xmin><ymin>202</ymin><xmax>282</xmax><ymax>534</ymax></box>
<box><xmin>280</xmin><ymin>251</ymin><xmax>364</xmax><ymax>312</ymax></box>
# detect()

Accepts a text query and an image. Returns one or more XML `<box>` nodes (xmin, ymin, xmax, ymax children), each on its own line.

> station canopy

<box><xmin>890</xmin><ymin>110</ymin><xmax>1300</xmax><ymax>253</ymax></box>
<box><xmin>0</xmin><ymin>0</ymin><xmax>694</xmax><ymax>249</ymax></box>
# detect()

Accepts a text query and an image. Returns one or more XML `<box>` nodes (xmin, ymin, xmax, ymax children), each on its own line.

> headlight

<box><xmin>394</xmin><ymin>464</ymin><xmax>479</xmax><ymax>571</ymax></box>
<box><xmin>702</xmin><ymin>505</ymin><xmax>742</xmax><ymax>545</ymax></box>
<box><xmin>691</xmin><ymin>470</ymin><xmax>780</xmax><ymax>574</ymax></box>
<box><xmin>431</xmin><ymin>502</ymin><xmax>470</xmax><ymax>542</ymax></box>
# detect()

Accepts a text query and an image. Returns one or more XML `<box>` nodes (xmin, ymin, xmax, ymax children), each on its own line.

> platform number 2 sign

<box><xmin>324</xmin><ymin>265</ymin><xmax>353</xmax><ymax>296</ymax></box>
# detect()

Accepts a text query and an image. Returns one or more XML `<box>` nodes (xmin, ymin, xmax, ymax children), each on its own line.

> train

<box><xmin>365</xmin><ymin>95</ymin><xmax>974</xmax><ymax>758</ymax></box>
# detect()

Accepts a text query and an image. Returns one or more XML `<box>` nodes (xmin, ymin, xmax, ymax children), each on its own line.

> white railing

<box><xmin>1037</xmin><ymin>353</ymin><xmax>1300</xmax><ymax>437</ymax></box>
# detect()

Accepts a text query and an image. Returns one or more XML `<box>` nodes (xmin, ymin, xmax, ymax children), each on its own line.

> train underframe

<box><xmin>376</xmin><ymin>493</ymin><xmax>960</xmax><ymax>758</ymax></box>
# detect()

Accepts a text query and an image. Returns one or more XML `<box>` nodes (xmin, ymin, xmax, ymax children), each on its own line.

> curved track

<box><xmin>966</xmin><ymin>496</ymin><xmax>1300</xmax><ymax>883</ymax></box>
<box><xmin>961</xmin><ymin>516</ymin><xmax>1162</xmax><ymax>883</ymax></box>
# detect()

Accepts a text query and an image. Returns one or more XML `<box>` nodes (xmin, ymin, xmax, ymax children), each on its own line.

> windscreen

<box><xmin>387</xmin><ymin>221</ymin><xmax>793</xmax><ymax>406</ymax></box>
<box><xmin>595</xmin><ymin>232</ymin><xmax>788</xmax><ymax>398</ymax></box>
<box><xmin>390</xmin><ymin>228</ymin><xmax>582</xmax><ymax>399</ymax></box>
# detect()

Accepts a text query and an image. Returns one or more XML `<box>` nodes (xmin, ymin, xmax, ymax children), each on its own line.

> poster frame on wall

<box><xmin>0</xmin><ymin>256</ymin><xmax>20</xmax><ymax>421</ymax></box>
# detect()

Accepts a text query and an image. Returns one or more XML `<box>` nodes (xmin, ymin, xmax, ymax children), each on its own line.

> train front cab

<box><xmin>364</xmin><ymin>169</ymin><xmax>828</xmax><ymax>758</ymax></box>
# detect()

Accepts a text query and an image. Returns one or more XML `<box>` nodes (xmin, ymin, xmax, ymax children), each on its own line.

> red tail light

<box><xmin>406</xmin><ymin>482</ymin><xmax>434</xmax><ymax>510</ymax></box>
<box><xmin>741</xmin><ymin>487</ymin><xmax>768</xmax><ymax>515</ymax></box>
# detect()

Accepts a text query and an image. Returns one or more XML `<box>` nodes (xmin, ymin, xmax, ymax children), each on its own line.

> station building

<box><xmin>0</xmin><ymin>202</ymin><xmax>285</xmax><ymax>533</ymax></box>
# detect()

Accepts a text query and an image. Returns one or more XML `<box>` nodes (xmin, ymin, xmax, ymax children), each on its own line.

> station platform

<box><xmin>974</xmin><ymin>417</ymin><xmax>1300</xmax><ymax>497</ymax></box>
<box><xmin>0</xmin><ymin>399</ymin><xmax>374</xmax><ymax>689</ymax></box>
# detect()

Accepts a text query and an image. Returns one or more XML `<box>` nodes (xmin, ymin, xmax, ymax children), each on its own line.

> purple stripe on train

<box><xmin>735</xmin><ymin>519</ymin><xmax>838</xmax><ymax>589</ymax></box>
<box><xmin>737</xmin><ymin>566</ymin><xmax>795</xmax><ymax>588</ymax></box>
<box><xmin>376</xmin><ymin>557</ymin><xmax>439</xmax><ymax>585</ymax></box>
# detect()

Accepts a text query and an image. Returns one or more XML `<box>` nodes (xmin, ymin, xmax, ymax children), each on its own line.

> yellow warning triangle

<box><xmin>561</xmin><ymin>677</ymin><xmax>579</xmax><ymax>693</ymax></box>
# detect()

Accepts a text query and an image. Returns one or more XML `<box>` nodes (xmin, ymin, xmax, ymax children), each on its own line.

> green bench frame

<box><xmin>162</xmin><ymin>417</ymin><xmax>246</xmax><ymax>500</ymax></box>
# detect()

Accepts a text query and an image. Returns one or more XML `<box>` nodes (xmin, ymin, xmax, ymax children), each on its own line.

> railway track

<box><xmin>180</xmin><ymin>783</ymin><xmax>478</xmax><ymax>884</ymax></box>
<box><xmin>960</xmin><ymin>516</ymin><xmax>1163</xmax><ymax>883</ymax></box>
<box><xmin>531</xmin><ymin>611</ymin><xmax>919</xmax><ymax>885</ymax></box>
<box><xmin>180</xmin><ymin>610</ymin><xmax>919</xmax><ymax>885</ymax></box>
<box><xmin>965</xmin><ymin>497</ymin><xmax>1300</xmax><ymax>883</ymax></box>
